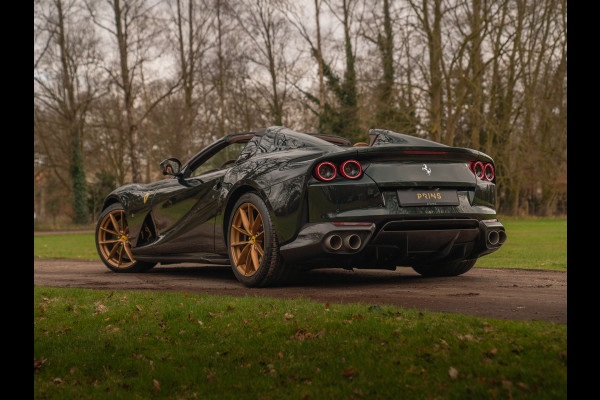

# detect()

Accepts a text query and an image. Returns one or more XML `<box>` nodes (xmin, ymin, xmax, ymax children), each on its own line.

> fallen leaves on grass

<box><xmin>93</xmin><ymin>303</ymin><xmax>108</xmax><ymax>314</ymax></box>
<box><xmin>342</xmin><ymin>369</ymin><xmax>356</xmax><ymax>379</ymax></box>
<box><xmin>187</xmin><ymin>314</ymin><xmax>204</xmax><ymax>325</ymax></box>
<box><xmin>448</xmin><ymin>367</ymin><xmax>459</xmax><ymax>379</ymax></box>
<box><xmin>290</xmin><ymin>328</ymin><xmax>326</xmax><ymax>340</ymax></box>
<box><xmin>34</xmin><ymin>356</ymin><xmax>47</xmax><ymax>373</ymax></box>
<box><xmin>206</xmin><ymin>373</ymin><xmax>218</xmax><ymax>381</ymax></box>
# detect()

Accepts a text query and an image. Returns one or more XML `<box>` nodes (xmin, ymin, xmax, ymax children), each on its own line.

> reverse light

<box><xmin>315</xmin><ymin>162</ymin><xmax>337</xmax><ymax>181</ymax></box>
<box><xmin>340</xmin><ymin>160</ymin><xmax>362</xmax><ymax>179</ymax></box>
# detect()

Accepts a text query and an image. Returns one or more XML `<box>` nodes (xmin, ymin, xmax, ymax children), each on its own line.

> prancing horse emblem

<box><xmin>422</xmin><ymin>164</ymin><xmax>431</xmax><ymax>176</ymax></box>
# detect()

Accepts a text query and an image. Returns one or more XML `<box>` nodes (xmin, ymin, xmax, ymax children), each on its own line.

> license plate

<box><xmin>397</xmin><ymin>189</ymin><xmax>459</xmax><ymax>206</ymax></box>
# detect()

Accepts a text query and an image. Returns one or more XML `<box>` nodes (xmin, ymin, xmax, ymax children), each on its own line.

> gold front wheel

<box><xmin>95</xmin><ymin>203</ymin><xmax>155</xmax><ymax>272</ymax></box>
<box><xmin>97</xmin><ymin>207</ymin><xmax>135</xmax><ymax>269</ymax></box>
<box><xmin>230</xmin><ymin>202</ymin><xmax>265</xmax><ymax>277</ymax></box>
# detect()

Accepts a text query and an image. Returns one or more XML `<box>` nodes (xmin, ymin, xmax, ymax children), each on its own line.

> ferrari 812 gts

<box><xmin>95</xmin><ymin>126</ymin><xmax>506</xmax><ymax>287</ymax></box>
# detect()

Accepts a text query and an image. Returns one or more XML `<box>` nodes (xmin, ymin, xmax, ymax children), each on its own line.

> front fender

<box><xmin>101</xmin><ymin>181</ymin><xmax>165</xmax><ymax>247</ymax></box>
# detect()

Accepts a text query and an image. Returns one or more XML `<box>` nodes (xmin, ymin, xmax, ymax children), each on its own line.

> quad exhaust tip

<box><xmin>344</xmin><ymin>234</ymin><xmax>362</xmax><ymax>250</ymax></box>
<box><xmin>498</xmin><ymin>230</ymin><xmax>507</xmax><ymax>244</ymax></box>
<box><xmin>487</xmin><ymin>230</ymin><xmax>507</xmax><ymax>246</ymax></box>
<box><xmin>488</xmin><ymin>230</ymin><xmax>499</xmax><ymax>245</ymax></box>
<box><xmin>324</xmin><ymin>233</ymin><xmax>362</xmax><ymax>252</ymax></box>
<box><xmin>325</xmin><ymin>234</ymin><xmax>343</xmax><ymax>251</ymax></box>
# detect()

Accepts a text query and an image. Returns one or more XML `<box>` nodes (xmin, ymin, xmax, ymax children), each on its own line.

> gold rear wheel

<box><xmin>97</xmin><ymin>208</ymin><xmax>135</xmax><ymax>269</ymax></box>
<box><xmin>230</xmin><ymin>202</ymin><xmax>265</xmax><ymax>277</ymax></box>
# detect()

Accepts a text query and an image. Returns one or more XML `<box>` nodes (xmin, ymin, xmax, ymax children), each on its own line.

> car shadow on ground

<box><xmin>146</xmin><ymin>264</ymin><xmax>428</xmax><ymax>288</ymax></box>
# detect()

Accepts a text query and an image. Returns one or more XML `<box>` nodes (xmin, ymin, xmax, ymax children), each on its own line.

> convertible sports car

<box><xmin>95</xmin><ymin>126</ymin><xmax>506</xmax><ymax>287</ymax></box>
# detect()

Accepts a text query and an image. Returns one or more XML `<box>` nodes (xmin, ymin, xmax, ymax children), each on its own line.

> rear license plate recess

<box><xmin>397</xmin><ymin>189</ymin><xmax>459</xmax><ymax>206</ymax></box>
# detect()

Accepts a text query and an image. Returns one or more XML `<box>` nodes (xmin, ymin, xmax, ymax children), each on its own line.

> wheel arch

<box><xmin>222</xmin><ymin>184</ymin><xmax>267</xmax><ymax>242</ymax></box>
<box><xmin>102</xmin><ymin>195</ymin><xmax>122</xmax><ymax>212</ymax></box>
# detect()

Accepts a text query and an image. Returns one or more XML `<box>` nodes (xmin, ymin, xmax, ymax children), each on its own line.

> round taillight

<box><xmin>315</xmin><ymin>162</ymin><xmax>337</xmax><ymax>181</ymax></box>
<box><xmin>484</xmin><ymin>163</ymin><xmax>494</xmax><ymax>181</ymax></box>
<box><xmin>473</xmin><ymin>161</ymin><xmax>484</xmax><ymax>179</ymax></box>
<box><xmin>340</xmin><ymin>160</ymin><xmax>362</xmax><ymax>179</ymax></box>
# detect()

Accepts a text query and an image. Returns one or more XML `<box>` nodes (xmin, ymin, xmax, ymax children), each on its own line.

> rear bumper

<box><xmin>279</xmin><ymin>218</ymin><xmax>506</xmax><ymax>268</ymax></box>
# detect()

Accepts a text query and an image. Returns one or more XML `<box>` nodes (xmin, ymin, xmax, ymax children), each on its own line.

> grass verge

<box><xmin>34</xmin><ymin>286</ymin><xmax>566</xmax><ymax>399</ymax></box>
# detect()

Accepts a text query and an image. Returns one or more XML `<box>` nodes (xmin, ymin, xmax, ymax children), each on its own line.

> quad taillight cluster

<box><xmin>314</xmin><ymin>160</ymin><xmax>362</xmax><ymax>181</ymax></box>
<box><xmin>469</xmin><ymin>161</ymin><xmax>494</xmax><ymax>181</ymax></box>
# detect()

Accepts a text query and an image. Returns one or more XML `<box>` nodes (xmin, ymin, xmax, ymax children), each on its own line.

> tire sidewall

<box><xmin>227</xmin><ymin>192</ymin><xmax>276</xmax><ymax>287</ymax></box>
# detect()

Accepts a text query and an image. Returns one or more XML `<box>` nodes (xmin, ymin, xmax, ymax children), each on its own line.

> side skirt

<box><xmin>134</xmin><ymin>253</ymin><xmax>231</xmax><ymax>265</ymax></box>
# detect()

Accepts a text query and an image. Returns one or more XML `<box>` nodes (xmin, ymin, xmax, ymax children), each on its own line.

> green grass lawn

<box><xmin>34</xmin><ymin>218</ymin><xmax>567</xmax><ymax>271</ymax></box>
<box><xmin>475</xmin><ymin>218</ymin><xmax>566</xmax><ymax>271</ymax></box>
<box><xmin>34</xmin><ymin>286</ymin><xmax>567</xmax><ymax>399</ymax></box>
<box><xmin>34</xmin><ymin>233</ymin><xmax>97</xmax><ymax>260</ymax></box>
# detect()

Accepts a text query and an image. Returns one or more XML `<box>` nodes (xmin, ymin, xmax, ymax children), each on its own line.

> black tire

<box><xmin>95</xmin><ymin>203</ymin><xmax>157</xmax><ymax>273</ymax></box>
<box><xmin>412</xmin><ymin>259</ymin><xmax>477</xmax><ymax>277</ymax></box>
<box><xmin>227</xmin><ymin>192</ymin><xmax>298</xmax><ymax>287</ymax></box>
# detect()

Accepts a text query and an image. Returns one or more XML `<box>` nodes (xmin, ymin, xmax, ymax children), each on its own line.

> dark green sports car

<box><xmin>95</xmin><ymin>126</ymin><xmax>506</xmax><ymax>287</ymax></box>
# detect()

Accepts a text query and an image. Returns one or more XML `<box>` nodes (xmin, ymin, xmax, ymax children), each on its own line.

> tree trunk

<box><xmin>56</xmin><ymin>0</ymin><xmax>88</xmax><ymax>223</ymax></box>
<box><xmin>113</xmin><ymin>0</ymin><xmax>141</xmax><ymax>183</ymax></box>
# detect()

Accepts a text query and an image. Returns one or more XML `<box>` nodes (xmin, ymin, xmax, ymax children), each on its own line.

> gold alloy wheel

<box><xmin>230</xmin><ymin>202</ymin><xmax>265</xmax><ymax>277</ymax></box>
<box><xmin>97</xmin><ymin>208</ymin><xmax>136</xmax><ymax>269</ymax></box>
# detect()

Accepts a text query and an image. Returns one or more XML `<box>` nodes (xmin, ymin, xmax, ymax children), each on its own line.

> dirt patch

<box><xmin>34</xmin><ymin>258</ymin><xmax>566</xmax><ymax>324</ymax></box>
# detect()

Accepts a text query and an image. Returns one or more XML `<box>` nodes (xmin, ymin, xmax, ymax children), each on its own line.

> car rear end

<box><xmin>279</xmin><ymin>141</ymin><xmax>506</xmax><ymax>272</ymax></box>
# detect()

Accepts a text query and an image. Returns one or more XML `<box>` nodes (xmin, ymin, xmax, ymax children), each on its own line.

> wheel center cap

<box><xmin>120</xmin><ymin>235</ymin><xmax>128</xmax><ymax>242</ymax></box>
<box><xmin>251</xmin><ymin>236</ymin><xmax>256</xmax><ymax>244</ymax></box>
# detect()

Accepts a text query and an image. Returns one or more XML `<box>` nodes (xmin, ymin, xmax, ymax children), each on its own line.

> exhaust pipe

<box><xmin>498</xmin><ymin>230</ymin><xmax>507</xmax><ymax>244</ymax></box>
<box><xmin>487</xmin><ymin>230</ymin><xmax>499</xmax><ymax>246</ymax></box>
<box><xmin>343</xmin><ymin>234</ymin><xmax>362</xmax><ymax>250</ymax></box>
<box><xmin>324</xmin><ymin>234</ymin><xmax>343</xmax><ymax>251</ymax></box>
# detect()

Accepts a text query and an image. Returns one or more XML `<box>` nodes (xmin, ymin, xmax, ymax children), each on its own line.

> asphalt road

<box><xmin>33</xmin><ymin>258</ymin><xmax>567</xmax><ymax>324</ymax></box>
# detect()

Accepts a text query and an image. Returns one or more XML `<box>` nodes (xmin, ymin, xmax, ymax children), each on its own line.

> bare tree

<box><xmin>408</xmin><ymin>0</ymin><xmax>444</xmax><ymax>143</ymax></box>
<box><xmin>34</xmin><ymin>0</ymin><xmax>102</xmax><ymax>223</ymax></box>
<box><xmin>87</xmin><ymin>0</ymin><xmax>180</xmax><ymax>183</ymax></box>
<box><xmin>168</xmin><ymin>0</ymin><xmax>214</xmax><ymax>157</ymax></box>
<box><xmin>235</xmin><ymin>0</ymin><xmax>296</xmax><ymax>126</ymax></box>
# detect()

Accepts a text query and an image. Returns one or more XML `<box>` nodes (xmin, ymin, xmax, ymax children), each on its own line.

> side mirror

<box><xmin>160</xmin><ymin>158</ymin><xmax>182</xmax><ymax>177</ymax></box>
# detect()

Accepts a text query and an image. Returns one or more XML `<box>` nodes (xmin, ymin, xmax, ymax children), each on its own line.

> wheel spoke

<box><xmin>254</xmin><ymin>242</ymin><xmax>264</xmax><ymax>257</ymax></box>
<box><xmin>99</xmin><ymin>239</ymin><xmax>120</xmax><ymax>245</ymax></box>
<box><xmin>109</xmin><ymin>213</ymin><xmax>121</xmax><ymax>234</ymax></box>
<box><xmin>238</xmin><ymin>243</ymin><xmax>251</xmax><ymax>271</ymax></box>
<box><xmin>107</xmin><ymin>242</ymin><xmax>120</xmax><ymax>259</ymax></box>
<box><xmin>247</xmin><ymin>204</ymin><xmax>254</xmax><ymax>232</ymax></box>
<box><xmin>250</xmin><ymin>246</ymin><xmax>259</xmax><ymax>272</ymax></box>
<box><xmin>117</xmin><ymin>244</ymin><xmax>124</xmax><ymax>267</ymax></box>
<box><xmin>239</xmin><ymin>208</ymin><xmax>251</xmax><ymax>233</ymax></box>
<box><xmin>231</xmin><ymin>240</ymin><xmax>250</xmax><ymax>247</ymax></box>
<box><xmin>100</xmin><ymin>226</ymin><xmax>119</xmax><ymax>236</ymax></box>
<box><xmin>250</xmin><ymin>214</ymin><xmax>262</xmax><ymax>235</ymax></box>
<box><xmin>123</xmin><ymin>243</ymin><xmax>134</xmax><ymax>262</ymax></box>
<box><xmin>245</xmin><ymin>246</ymin><xmax>253</xmax><ymax>274</ymax></box>
<box><xmin>232</xmin><ymin>224</ymin><xmax>251</xmax><ymax>237</ymax></box>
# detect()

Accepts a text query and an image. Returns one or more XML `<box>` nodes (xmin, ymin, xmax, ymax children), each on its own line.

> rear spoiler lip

<box><xmin>311</xmin><ymin>145</ymin><xmax>494</xmax><ymax>166</ymax></box>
